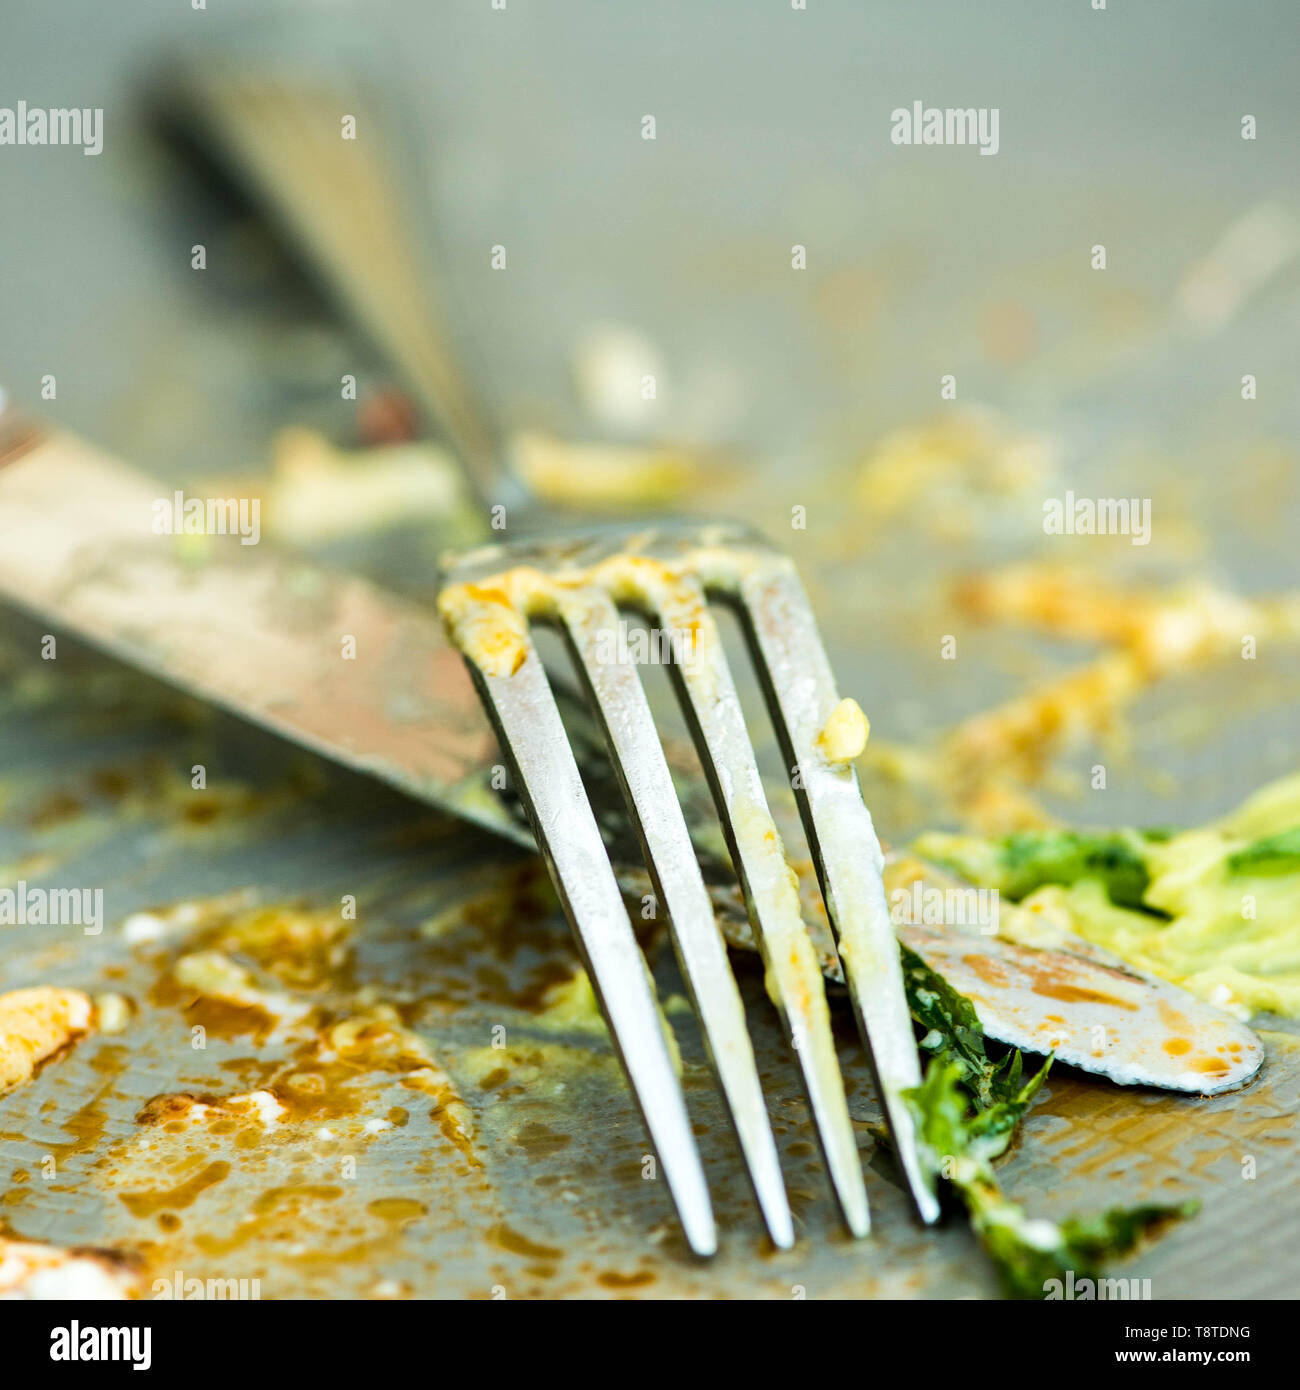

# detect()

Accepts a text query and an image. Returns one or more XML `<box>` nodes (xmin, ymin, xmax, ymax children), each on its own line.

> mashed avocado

<box><xmin>915</xmin><ymin>772</ymin><xmax>1300</xmax><ymax>1021</ymax></box>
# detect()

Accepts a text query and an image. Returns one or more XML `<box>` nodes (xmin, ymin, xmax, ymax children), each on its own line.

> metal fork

<box><xmin>439</xmin><ymin>523</ymin><xmax>939</xmax><ymax>1255</ymax></box>
<box><xmin>159</xmin><ymin>40</ymin><xmax>939</xmax><ymax>1252</ymax></box>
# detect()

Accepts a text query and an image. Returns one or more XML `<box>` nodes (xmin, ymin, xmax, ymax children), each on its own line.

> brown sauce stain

<box><xmin>962</xmin><ymin>953</ymin><xmax>1011</xmax><ymax>987</ymax></box>
<box><xmin>47</xmin><ymin>1045</ymin><xmax>129</xmax><ymax>1163</ymax></box>
<box><xmin>1025</xmin><ymin>966</ymin><xmax>1138</xmax><ymax>1011</ymax></box>
<box><xmin>410</xmin><ymin>862</ymin><xmax>585</xmax><ymax>1014</ymax></box>
<box><xmin>89</xmin><ymin>767</ymin><xmax>134</xmax><ymax>800</ymax></box>
<box><xmin>1156</xmin><ymin>998</ymin><xmax>1192</xmax><ymax>1033</ymax></box>
<box><xmin>216</xmin><ymin>1056</ymin><xmax>282</xmax><ymax>1087</ymax></box>
<box><xmin>148</xmin><ymin>975</ymin><xmax>279</xmax><ymax>1045</ymax></box>
<box><xmin>255</xmin><ymin>1185</ymin><xmax>344</xmax><ymax>1214</ymax></box>
<box><xmin>366</xmin><ymin>1198</ymin><xmax>426</xmax><ymax>1223</ymax></box>
<box><xmin>489</xmin><ymin>1222</ymin><xmax>562</xmax><ymax>1260</ymax></box>
<box><xmin>513</xmin><ymin>1122</ymin><xmax>571</xmax><ymax>1157</ymax></box>
<box><xmin>29</xmin><ymin>791</ymin><xmax>85</xmax><ymax>830</ymax></box>
<box><xmin>597</xmin><ymin>1269</ymin><xmax>656</xmax><ymax>1289</ymax></box>
<box><xmin>136</xmin><ymin>1092</ymin><xmax>215</xmax><ymax>1126</ymax></box>
<box><xmin>4</xmin><ymin>879</ymin><xmax>510</xmax><ymax>1296</ymax></box>
<box><xmin>194</xmin><ymin>1225</ymin><xmax>404</xmax><ymax>1267</ymax></box>
<box><xmin>89</xmin><ymin>1047</ymin><xmax>127</xmax><ymax>1079</ymax></box>
<box><xmin>119</xmin><ymin>1159</ymin><xmax>230</xmax><ymax>1216</ymax></box>
<box><xmin>269</xmin><ymin>1058</ymin><xmax>366</xmax><ymax>1123</ymax></box>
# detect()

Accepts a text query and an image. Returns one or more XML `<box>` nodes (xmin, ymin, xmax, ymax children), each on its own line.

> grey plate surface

<box><xmin>1</xmin><ymin>0</ymin><xmax>1298</xmax><ymax>1298</ymax></box>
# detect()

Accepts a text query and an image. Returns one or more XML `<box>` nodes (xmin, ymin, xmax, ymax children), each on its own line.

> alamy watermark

<box><xmin>0</xmin><ymin>103</ymin><xmax>103</xmax><ymax>156</ymax></box>
<box><xmin>151</xmin><ymin>1270</ymin><xmax>261</xmax><ymax>1300</ymax></box>
<box><xmin>152</xmin><ymin>491</ymin><xmax>261</xmax><ymax>546</ymax></box>
<box><xmin>891</xmin><ymin>102</ymin><xmax>1000</xmax><ymax>156</ymax></box>
<box><xmin>0</xmin><ymin>882</ymin><xmax>102</xmax><ymax>934</ymax></box>
<box><xmin>1044</xmin><ymin>1270</ymin><xmax>1150</xmax><ymax>1300</ymax></box>
<box><xmin>592</xmin><ymin>620</ymin><xmax>697</xmax><ymax>668</ymax></box>
<box><xmin>1043</xmin><ymin>491</ymin><xmax>1151</xmax><ymax>545</ymax></box>
<box><xmin>890</xmin><ymin>879</ymin><xmax>999</xmax><ymax>935</ymax></box>
<box><xmin>49</xmin><ymin>1323</ymin><xmax>150</xmax><ymax>1370</ymax></box>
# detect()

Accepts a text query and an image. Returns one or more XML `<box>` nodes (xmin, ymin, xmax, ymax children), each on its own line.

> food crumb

<box><xmin>816</xmin><ymin>697</ymin><xmax>870</xmax><ymax>766</ymax></box>
<box><xmin>0</xmin><ymin>986</ymin><xmax>94</xmax><ymax>1095</ymax></box>
<box><xmin>93</xmin><ymin>992</ymin><xmax>133</xmax><ymax>1035</ymax></box>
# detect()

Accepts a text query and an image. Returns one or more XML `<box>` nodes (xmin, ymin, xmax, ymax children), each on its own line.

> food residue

<box><xmin>917</xmin><ymin>769</ymin><xmax>1300</xmax><ymax>1020</ymax></box>
<box><xmin>0</xmin><ymin>1235</ymin><xmax>142</xmax><ymax>1299</ymax></box>
<box><xmin>0</xmin><ymin>986</ymin><xmax>93</xmax><ymax>1095</ymax></box>
<box><xmin>815</xmin><ymin>697</ymin><xmax>870</xmax><ymax>766</ymax></box>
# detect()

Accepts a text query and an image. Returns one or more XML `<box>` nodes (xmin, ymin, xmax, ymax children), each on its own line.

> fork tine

<box><xmin>726</xmin><ymin>556</ymin><xmax>940</xmax><ymax>1225</ymax></box>
<box><xmin>626</xmin><ymin>571</ymin><xmax>871</xmax><ymax>1238</ymax></box>
<box><xmin>554</xmin><ymin>586</ymin><xmax>796</xmax><ymax>1250</ymax></box>
<box><xmin>458</xmin><ymin>625</ymin><xmax>718</xmax><ymax>1257</ymax></box>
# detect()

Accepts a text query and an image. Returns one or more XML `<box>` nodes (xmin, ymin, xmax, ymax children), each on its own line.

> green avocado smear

<box><xmin>914</xmin><ymin>770</ymin><xmax>1300</xmax><ymax>1021</ymax></box>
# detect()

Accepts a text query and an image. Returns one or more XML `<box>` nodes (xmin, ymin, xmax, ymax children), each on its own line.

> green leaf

<box><xmin>900</xmin><ymin>942</ymin><xmax>998</xmax><ymax>1105</ymax></box>
<box><xmin>966</xmin><ymin>1056</ymin><xmax>1051</xmax><ymax>1162</ymax></box>
<box><xmin>1058</xmin><ymin>1201</ymin><xmax>1200</xmax><ymax>1263</ymax></box>
<box><xmin>905</xmin><ymin>1057</ymin><xmax>973</xmax><ymax>1172</ymax></box>
<box><xmin>971</xmin><ymin>1191</ymin><xmax>1197</xmax><ymax>1300</ymax></box>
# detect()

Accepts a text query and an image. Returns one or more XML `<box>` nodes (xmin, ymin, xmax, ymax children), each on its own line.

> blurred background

<box><xmin>2</xmin><ymin>0</ymin><xmax>1299</xmax><ymax>835</ymax></box>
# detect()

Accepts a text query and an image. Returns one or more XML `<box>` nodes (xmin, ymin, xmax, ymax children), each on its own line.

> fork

<box><xmin>439</xmin><ymin>523</ymin><xmax>939</xmax><ymax>1255</ymax></box>
<box><xmin>158</xmin><ymin>40</ymin><xmax>939</xmax><ymax>1252</ymax></box>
